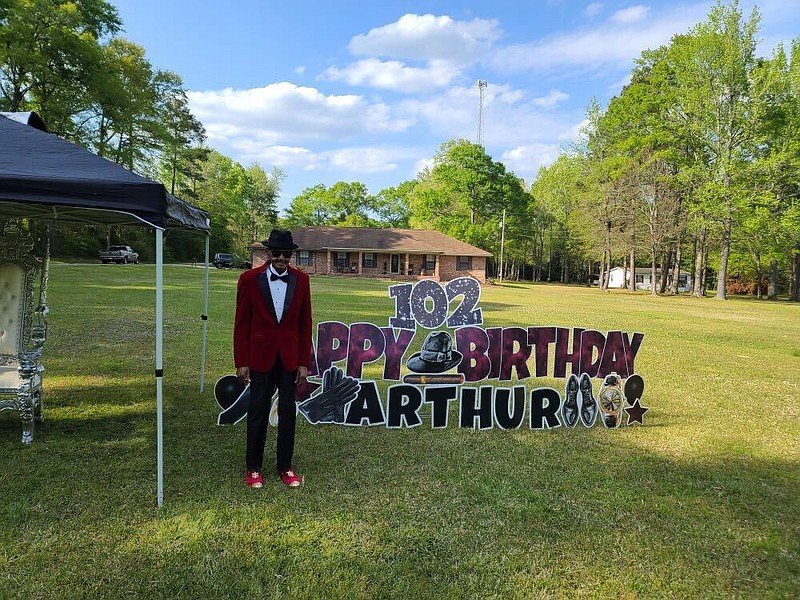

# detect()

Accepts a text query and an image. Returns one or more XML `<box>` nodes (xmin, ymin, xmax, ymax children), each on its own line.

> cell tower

<box><xmin>476</xmin><ymin>79</ymin><xmax>487</xmax><ymax>146</ymax></box>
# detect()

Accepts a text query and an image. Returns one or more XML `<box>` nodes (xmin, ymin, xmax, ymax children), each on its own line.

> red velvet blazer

<box><xmin>233</xmin><ymin>263</ymin><xmax>313</xmax><ymax>372</ymax></box>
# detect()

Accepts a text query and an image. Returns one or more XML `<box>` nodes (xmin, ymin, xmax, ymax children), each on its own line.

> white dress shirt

<box><xmin>267</xmin><ymin>264</ymin><xmax>288</xmax><ymax>322</ymax></box>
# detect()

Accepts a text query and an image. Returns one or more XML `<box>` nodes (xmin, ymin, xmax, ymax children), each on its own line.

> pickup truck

<box><xmin>100</xmin><ymin>245</ymin><xmax>139</xmax><ymax>264</ymax></box>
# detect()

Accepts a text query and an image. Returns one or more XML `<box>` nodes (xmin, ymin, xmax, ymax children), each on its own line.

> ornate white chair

<box><xmin>0</xmin><ymin>223</ymin><xmax>49</xmax><ymax>444</ymax></box>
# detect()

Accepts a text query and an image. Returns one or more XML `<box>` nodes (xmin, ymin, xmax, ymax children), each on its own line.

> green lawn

<box><xmin>1</xmin><ymin>265</ymin><xmax>798</xmax><ymax>599</ymax></box>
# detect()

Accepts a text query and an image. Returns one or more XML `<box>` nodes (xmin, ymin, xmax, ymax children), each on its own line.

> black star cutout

<box><xmin>625</xmin><ymin>399</ymin><xmax>648</xmax><ymax>425</ymax></box>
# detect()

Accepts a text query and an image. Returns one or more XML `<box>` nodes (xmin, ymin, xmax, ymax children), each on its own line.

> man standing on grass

<box><xmin>234</xmin><ymin>229</ymin><xmax>312</xmax><ymax>488</ymax></box>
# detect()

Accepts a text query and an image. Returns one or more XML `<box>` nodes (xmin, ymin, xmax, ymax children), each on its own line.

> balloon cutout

<box><xmin>623</xmin><ymin>374</ymin><xmax>648</xmax><ymax>425</ymax></box>
<box><xmin>624</xmin><ymin>374</ymin><xmax>644</xmax><ymax>405</ymax></box>
<box><xmin>215</xmin><ymin>375</ymin><xmax>249</xmax><ymax>425</ymax></box>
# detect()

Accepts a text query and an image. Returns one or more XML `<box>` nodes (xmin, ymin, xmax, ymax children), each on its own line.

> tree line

<box><xmin>0</xmin><ymin>0</ymin><xmax>281</xmax><ymax>261</ymax></box>
<box><xmin>2</xmin><ymin>1</ymin><xmax>797</xmax><ymax>299</ymax></box>
<box><xmin>534</xmin><ymin>0</ymin><xmax>800</xmax><ymax>301</ymax></box>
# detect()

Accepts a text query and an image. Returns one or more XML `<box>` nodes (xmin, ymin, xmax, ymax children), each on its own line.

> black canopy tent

<box><xmin>0</xmin><ymin>113</ymin><xmax>212</xmax><ymax>506</ymax></box>
<box><xmin>0</xmin><ymin>112</ymin><xmax>209</xmax><ymax>229</ymax></box>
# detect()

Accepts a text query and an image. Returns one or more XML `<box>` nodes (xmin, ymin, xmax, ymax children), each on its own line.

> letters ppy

<box><xmin>292</xmin><ymin>277</ymin><xmax>648</xmax><ymax>429</ymax></box>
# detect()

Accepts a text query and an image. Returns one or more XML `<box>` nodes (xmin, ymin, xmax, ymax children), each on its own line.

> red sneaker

<box><xmin>277</xmin><ymin>468</ymin><xmax>302</xmax><ymax>487</ymax></box>
<box><xmin>245</xmin><ymin>471</ymin><xmax>263</xmax><ymax>488</ymax></box>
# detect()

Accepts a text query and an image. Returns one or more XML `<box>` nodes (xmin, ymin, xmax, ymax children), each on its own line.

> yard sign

<box><xmin>216</xmin><ymin>277</ymin><xmax>648</xmax><ymax>429</ymax></box>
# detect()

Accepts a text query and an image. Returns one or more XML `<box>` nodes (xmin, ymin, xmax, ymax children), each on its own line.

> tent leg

<box><xmin>156</xmin><ymin>229</ymin><xmax>164</xmax><ymax>508</ymax></box>
<box><xmin>199</xmin><ymin>234</ymin><xmax>210</xmax><ymax>393</ymax></box>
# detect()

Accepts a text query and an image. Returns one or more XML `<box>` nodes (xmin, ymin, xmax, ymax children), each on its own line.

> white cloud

<box><xmin>396</xmin><ymin>85</ymin><xmax>478</xmax><ymax>140</ymax></box>
<box><xmin>490</xmin><ymin>3</ymin><xmax>707</xmax><ymax>76</ymax></box>
<box><xmin>611</xmin><ymin>4</ymin><xmax>649</xmax><ymax>24</ymax></box>
<box><xmin>560</xmin><ymin>118</ymin><xmax>591</xmax><ymax>144</ymax></box>
<box><xmin>203</xmin><ymin>133</ymin><xmax>429</xmax><ymax>178</ymax></box>
<box><xmin>187</xmin><ymin>77</ymin><xmax>584</xmax><ymax>198</ymax></box>
<box><xmin>392</xmin><ymin>82</ymin><xmax>585</xmax><ymax>181</ymax></box>
<box><xmin>320</xmin><ymin>13</ymin><xmax>503</xmax><ymax>93</ymax></box>
<box><xmin>324</xmin><ymin>147</ymin><xmax>402</xmax><ymax>173</ymax></box>
<box><xmin>245</xmin><ymin>145</ymin><xmax>318</xmax><ymax>170</ymax></box>
<box><xmin>348</xmin><ymin>13</ymin><xmax>501</xmax><ymax>64</ymax></box>
<box><xmin>532</xmin><ymin>89</ymin><xmax>569</xmax><ymax>107</ymax></box>
<box><xmin>187</xmin><ymin>82</ymin><xmax>413</xmax><ymax>147</ymax></box>
<box><xmin>501</xmin><ymin>143</ymin><xmax>563</xmax><ymax>181</ymax></box>
<box><xmin>321</xmin><ymin>58</ymin><xmax>460</xmax><ymax>93</ymax></box>
<box><xmin>414</xmin><ymin>156</ymin><xmax>435</xmax><ymax>177</ymax></box>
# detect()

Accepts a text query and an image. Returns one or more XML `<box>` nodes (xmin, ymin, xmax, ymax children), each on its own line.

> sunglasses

<box><xmin>270</xmin><ymin>249</ymin><xmax>293</xmax><ymax>259</ymax></box>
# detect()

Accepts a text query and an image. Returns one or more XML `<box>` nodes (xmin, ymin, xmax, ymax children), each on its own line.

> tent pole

<box><xmin>199</xmin><ymin>234</ymin><xmax>210</xmax><ymax>392</ymax></box>
<box><xmin>155</xmin><ymin>228</ymin><xmax>164</xmax><ymax>507</ymax></box>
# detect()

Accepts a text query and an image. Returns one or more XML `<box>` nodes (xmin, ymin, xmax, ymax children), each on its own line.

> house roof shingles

<box><xmin>255</xmin><ymin>227</ymin><xmax>492</xmax><ymax>257</ymax></box>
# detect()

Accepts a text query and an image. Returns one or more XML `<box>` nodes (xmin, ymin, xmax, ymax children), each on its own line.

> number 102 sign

<box><xmin>388</xmin><ymin>277</ymin><xmax>483</xmax><ymax>329</ymax></box>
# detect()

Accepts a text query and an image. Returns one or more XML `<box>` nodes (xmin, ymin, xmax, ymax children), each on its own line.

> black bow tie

<box><xmin>270</xmin><ymin>272</ymin><xmax>289</xmax><ymax>283</ymax></box>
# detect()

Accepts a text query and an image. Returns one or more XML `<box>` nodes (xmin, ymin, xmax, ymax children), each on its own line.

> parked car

<box><xmin>212</xmin><ymin>252</ymin><xmax>251</xmax><ymax>269</ymax></box>
<box><xmin>99</xmin><ymin>245</ymin><xmax>139</xmax><ymax>264</ymax></box>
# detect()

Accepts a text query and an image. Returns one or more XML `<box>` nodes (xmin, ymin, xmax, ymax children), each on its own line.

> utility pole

<box><xmin>499</xmin><ymin>208</ymin><xmax>506</xmax><ymax>284</ymax></box>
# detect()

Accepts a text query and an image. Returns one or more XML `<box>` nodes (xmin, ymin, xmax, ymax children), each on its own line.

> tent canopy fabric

<box><xmin>0</xmin><ymin>114</ymin><xmax>210</xmax><ymax>231</ymax></box>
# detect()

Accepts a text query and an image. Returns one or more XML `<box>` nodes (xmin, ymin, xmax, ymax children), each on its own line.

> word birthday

<box><xmin>304</xmin><ymin>278</ymin><xmax>642</xmax><ymax>384</ymax></box>
<box><xmin>308</xmin><ymin>321</ymin><xmax>643</xmax><ymax>384</ymax></box>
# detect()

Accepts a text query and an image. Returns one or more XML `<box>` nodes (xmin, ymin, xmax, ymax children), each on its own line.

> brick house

<box><xmin>250</xmin><ymin>226</ymin><xmax>493</xmax><ymax>284</ymax></box>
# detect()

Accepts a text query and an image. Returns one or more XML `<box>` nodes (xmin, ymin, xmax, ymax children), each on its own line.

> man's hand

<box><xmin>295</xmin><ymin>365</ymin><xmax>308</xmax><ymax>386</ymax></box>
<box><xmin>236</xmin><ymin>366</ymin><xmax>250</xmax><ymax>385</ymax></box>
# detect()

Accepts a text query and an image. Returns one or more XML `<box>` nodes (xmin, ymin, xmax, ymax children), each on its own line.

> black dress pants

<box><xmin>245</xmin><ymin>357</ymin><xmax>297</xmax><ymax>472</ymax></box>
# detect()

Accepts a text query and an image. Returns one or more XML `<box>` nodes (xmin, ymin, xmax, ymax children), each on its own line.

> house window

<box><xmin>297</xmin><ymin>250</ymin><xmax>311</xmax><ymax>266</ymax></box>
<box><xmin>336</xmin><ymin>251</ymin><xmax>348</xmax><ymax>272</ymax></box>
<box><xmin>424</xmin><ymin>254</ymin><xmax>436</xmax><ymax>273</ymax></box>
<box><xmin>362</xmin><ymin>252</ymin><xmax>376</xmax><ymax>268</ymax></box>
<box><xmin>457</xmin><ymin>256</ymin><xmax>472</xmax><ymax>271</ymax></box>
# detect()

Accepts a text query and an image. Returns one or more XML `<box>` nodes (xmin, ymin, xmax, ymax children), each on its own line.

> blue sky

<box><xmin>111</xmin><ymin>1</ymin><xmax>800</xmax><ymax>212</ymax></box>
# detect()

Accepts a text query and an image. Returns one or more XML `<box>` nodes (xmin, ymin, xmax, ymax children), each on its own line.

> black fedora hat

<box><xmin>262</xmin><ymin>228</ymin><xmax>298</xmax><ymax>249</ymax></box>
<box><xmin>406</xmin><ymin>330</ymin><xmax>463</xmax><ymax>374</ymax></box>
